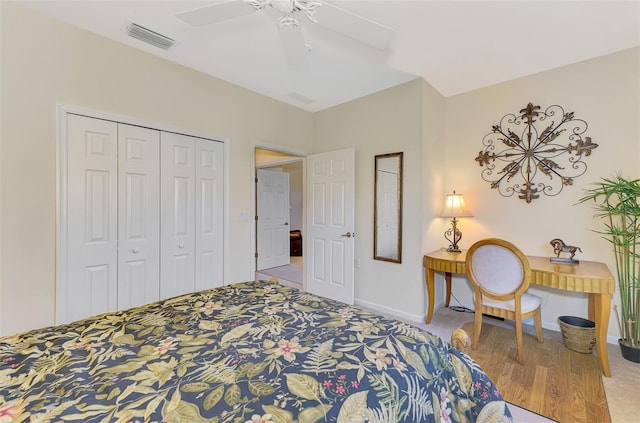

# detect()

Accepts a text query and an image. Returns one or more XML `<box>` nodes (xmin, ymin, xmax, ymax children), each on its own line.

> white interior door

<box><xmin>64</xmin><ymin>114</ymin><xmax>119</xmax><ymax>323</ymax></box>
<box><xmin>195</xmin><ymin>138</ymin><xmax>224</xmax><ymax>291</ymax></box>
<box><xmin>257</xmin><ymin>169</ymin><xmax>290</xmax><ymax>270</ymax></box>
<box><xmin>160</xmin><ymin>132</ymin><xmax>196</xmax><ymax>299</ymax></box>
<box><xmin>117</xmin><ymin>124</ymin><xmax>160</xmax><ymax>310</ymax></box>
<box><xmin>305</xmin><ymin>148</ymin><xmax>355</xmax><ymax>304</ymax></box>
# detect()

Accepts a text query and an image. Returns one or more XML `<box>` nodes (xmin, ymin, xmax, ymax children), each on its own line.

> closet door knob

<box><xmin>178</xmin><ymin>243</ymin><xmax>185</xmax><ymax>249</ymax></box>
<box><xmin>132</xmin><ymin>248</ymin><xmax>140</xmax><ymax>254</ymax></box>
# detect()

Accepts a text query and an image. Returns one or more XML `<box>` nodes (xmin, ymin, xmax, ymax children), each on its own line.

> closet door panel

<box><xmin>195</xmin><ymin>139</ymin><xmax>224</xmax><ymax>291</ymax></box>
<box><xmin>118</xmin><ymin>124</ymin><xmax>160</xmax><ymax>309</ymax></box>
<box><xmin>161</xmin><ymin>132</ymin><xmax>196</xmax><ymax>299</ymax></box>
<box><xmin>65</xmin><ymin>114</ymin><xmax>118</xmax><ymax>323</ymax></box>
<box><xmin>59</xmin><ymin>111</ymin><xmax>225</xmax><ymax>324</ymax></box>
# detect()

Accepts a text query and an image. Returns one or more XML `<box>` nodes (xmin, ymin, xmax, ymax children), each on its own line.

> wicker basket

<box><xmin>558</xmin><ymin>316</ymin><xmax>596</xmax><ymax>354</ymax></box>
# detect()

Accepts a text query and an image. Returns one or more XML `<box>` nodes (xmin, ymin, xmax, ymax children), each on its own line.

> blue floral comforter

<box><xmin>0</xmin><ymin>280</ymin><xmax>511</xmax><ymax>422</ymax></box>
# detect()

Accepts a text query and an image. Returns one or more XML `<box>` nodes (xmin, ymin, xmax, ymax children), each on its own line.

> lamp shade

<box><xmin>440</xmin><ymin>191</ymin><xmax>473</xmax><ymax>218</ymax></box>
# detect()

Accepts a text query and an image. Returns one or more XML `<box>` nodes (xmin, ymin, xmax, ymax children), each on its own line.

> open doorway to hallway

<box><xmin>254</xmin><ymin>148</ymin><xmax>304</xmax><ymax>289</ymax></box>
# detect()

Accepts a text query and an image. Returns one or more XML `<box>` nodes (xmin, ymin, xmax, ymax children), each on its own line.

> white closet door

<box><xmin>160</xmin><ymin>133</ymin><xmax>224</xmax><ymax>298</ymax></box>
<box><xmin>65</xmin><ymin>114</ymin><xmax>118</xmax><ymax>322</ymax></box>
<box><xmin>195</xmin><ymin>138</ymin><xmax>224</xmax><ymax>291</ymax></box>
<box><xmin>117</xmin><ymin>124</ymin><xmax>160</xmax><ymax>309</ymax></box>
<box><xmin>58</xmin><ymin>110</ymin><xmax>226</xmax><ymax>324</ymax></box>
<box><xmin>160</xmin><ymin>132</ymin><xmax>196</xmax><ymax>299</ymax></box>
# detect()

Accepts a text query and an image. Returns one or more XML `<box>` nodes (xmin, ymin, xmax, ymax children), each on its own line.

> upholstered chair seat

<box><xmin>482</xmin><ymin>293</ymin><xmax>542</xmax><ymax>313</ymax></box>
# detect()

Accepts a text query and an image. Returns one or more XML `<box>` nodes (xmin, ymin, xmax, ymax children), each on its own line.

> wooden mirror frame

<box><xmin>374</xmin><ymin>152</ymin><xmax>403</xmax><ymax>263</ymax></box>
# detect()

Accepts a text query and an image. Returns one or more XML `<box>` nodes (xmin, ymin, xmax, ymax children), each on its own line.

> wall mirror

<box><xmin>374</xmin><ymin>152</ymin><xmax>403</xmax><ymax>263</ymax></box>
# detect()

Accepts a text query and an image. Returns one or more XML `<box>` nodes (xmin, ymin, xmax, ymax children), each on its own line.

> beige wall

<box><xmin>282</xmin><ymin>162</ymin><xmax>304</xmax><ymax>233</ymax></box>
<box><xmin>443</xmin><ymin>47</ymin><xmax>640</xmax><ymax>342</ymax></box>
<box><xmin>420</xmin><ymin>79</ymin><xmax>448</xmax><ymax>311</ymax></box>
<box><xmin>0</xmin><ymin>2</ymin><xmax>313</xmax><ymax>334</ymax></box>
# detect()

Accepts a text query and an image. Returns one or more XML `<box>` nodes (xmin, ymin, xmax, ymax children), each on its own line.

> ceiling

<box><xmin>17</xmin><ymin>0</ymin><xmax>640</xmax><ymax>112</ymax></box>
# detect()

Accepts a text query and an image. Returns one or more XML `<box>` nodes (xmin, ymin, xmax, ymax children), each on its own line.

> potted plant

<box><xmin>579</xmin><ymin>175</ymin><xmax>640</xmax><ymax>362</ymax></box>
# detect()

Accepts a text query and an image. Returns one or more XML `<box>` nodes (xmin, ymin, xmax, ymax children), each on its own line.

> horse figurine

<box><xmin>549</xmin><ymin>238</ymin><xmax>582</xmax><ymax>263</ymax></box>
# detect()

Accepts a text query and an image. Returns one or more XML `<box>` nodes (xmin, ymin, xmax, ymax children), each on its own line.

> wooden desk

<box><xmin>423</xmin><ymin>249</ymin><xmax>615</xmax><ymax>377</ymax></box>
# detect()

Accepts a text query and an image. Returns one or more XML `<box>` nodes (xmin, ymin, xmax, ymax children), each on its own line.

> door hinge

<box><xmin>255</xmin><ymin>252</ymin><xmax>259</xmax><ymax>258</ymax></box>
<box><xmin>255</xmin><ymin>215</ymin><xmax>258</xmax><ymax>221</ymax></box>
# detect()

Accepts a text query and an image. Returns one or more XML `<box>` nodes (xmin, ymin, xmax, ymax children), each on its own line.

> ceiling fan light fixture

<box><xmin>279</xmin><ymin>14</ymin><xmax>300</xmax><ymax>27</ymax></box>
<box><xmin>269</xmin><ymin>0</ymin><xmax>294</xmax><ymax>14</ymax></box>
<box><xmin>245</xmin><ymin>0</ymin><xmax>323</xmax><ymax>26</ymax></box>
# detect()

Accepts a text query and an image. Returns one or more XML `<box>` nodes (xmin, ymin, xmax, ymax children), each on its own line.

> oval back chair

<box><xmin>465</xmin><ymin>238</ymin><xmax>544</xmax><ymax>364</ymax></box>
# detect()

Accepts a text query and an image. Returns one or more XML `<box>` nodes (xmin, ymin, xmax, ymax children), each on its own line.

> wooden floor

<box><xmin>461</xmin><ymin>321</ymin><xmax>610</xmax><ymax>423</ymax></box>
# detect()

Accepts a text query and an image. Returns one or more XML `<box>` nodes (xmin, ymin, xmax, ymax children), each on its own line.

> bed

<box><xmin>0</xmin><ymin>280</ymin><xmax>511</xmax><ymax>422</ymax></box>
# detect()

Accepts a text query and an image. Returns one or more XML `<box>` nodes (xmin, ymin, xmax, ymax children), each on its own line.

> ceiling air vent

<box><xmin>126</xmin><ymin>22</ymin><xmax>174</xmax><ymax>50</ymax></box>
<box><xmin>288</xmin><ymin>92</ymin><xmax>315</xmax><ymax>105</ymax></box>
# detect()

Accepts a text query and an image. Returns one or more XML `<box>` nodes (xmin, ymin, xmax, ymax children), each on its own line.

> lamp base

<box><xmin>444</xmin><ymin>217</ymin><xmax>463</xmax><ymax>253</ymax></box>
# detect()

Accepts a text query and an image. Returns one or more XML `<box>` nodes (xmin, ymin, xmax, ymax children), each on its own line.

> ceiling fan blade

<box><xmin>279</xmin><ymin>24</ymin><xmax>309</xmax><ymax>73</ymax></box>
<box><xmin>176</xmin><ymin>0</ymin><xmax>255</xmax><ymax>26</ymax></box>
<box><xmin>313</xmin><ymin>2</ymin><xmax>395</xmax><ymax>49</ymax></box>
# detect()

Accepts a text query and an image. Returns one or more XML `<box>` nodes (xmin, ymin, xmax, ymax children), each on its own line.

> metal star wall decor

<box><xmin>474</xmin><ymin>102</ymin><xmax>598</xmax><ymax>203</ymax></box>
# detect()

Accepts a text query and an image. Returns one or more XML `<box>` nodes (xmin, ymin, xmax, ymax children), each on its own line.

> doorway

<box><xmin>254</xmin><ymin>148</ymin><xmax>304</xmax><ymax>288</ymax></box>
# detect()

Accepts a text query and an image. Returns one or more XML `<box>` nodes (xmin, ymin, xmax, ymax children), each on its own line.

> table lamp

<box><xmin>440</xmin><ymin>191</ymin><xmax>473</xmax><ymax>252</ymax></box>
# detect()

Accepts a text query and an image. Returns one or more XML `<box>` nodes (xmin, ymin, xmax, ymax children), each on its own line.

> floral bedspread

<box><xmin>0</xmin><ymin>280</ymin><xmax>511</xmax><ymax>422</ymax></box>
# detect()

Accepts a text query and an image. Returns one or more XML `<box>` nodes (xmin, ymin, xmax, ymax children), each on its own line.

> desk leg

<box><xmin>425</xmin><ymin>267</ymin><xmax>435</xmax><ymax>324</ymax></box>
<box><xmin>589</xmin><ymin>293</ymin><xmax>612</xmax><ymax>377</ymax></box>
<box><xmin>445</xmin><ymin>273</ymin><xmax>452</xmax><ymax>308</ymax></box>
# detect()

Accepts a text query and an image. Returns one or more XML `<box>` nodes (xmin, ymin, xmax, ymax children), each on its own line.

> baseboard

<box><xmin>354</xmin><ymin>298</ymin><xmax>427</xmax><ymax>325</ymax></box>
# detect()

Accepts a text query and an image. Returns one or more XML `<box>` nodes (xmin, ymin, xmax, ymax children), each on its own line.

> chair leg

<box><xmin>473</xmin><ymin>309</ymin><xmax>483</xmax><ymax>349</ymax></box>
<box><xmin>534</xmin><ymin>309</ymin><xmax>544</xmax><ymax>343</ymax></box>
<box><xmin>515</xmin><ymin>315</ymin><xmax>524</xmax><ymax>364</ymax></box>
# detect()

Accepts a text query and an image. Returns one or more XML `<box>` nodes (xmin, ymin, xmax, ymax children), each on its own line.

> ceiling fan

<box><xmin>176</xmin><ymin>0</ymin><xmax>395</xmax><ymax>70</ymax></box>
